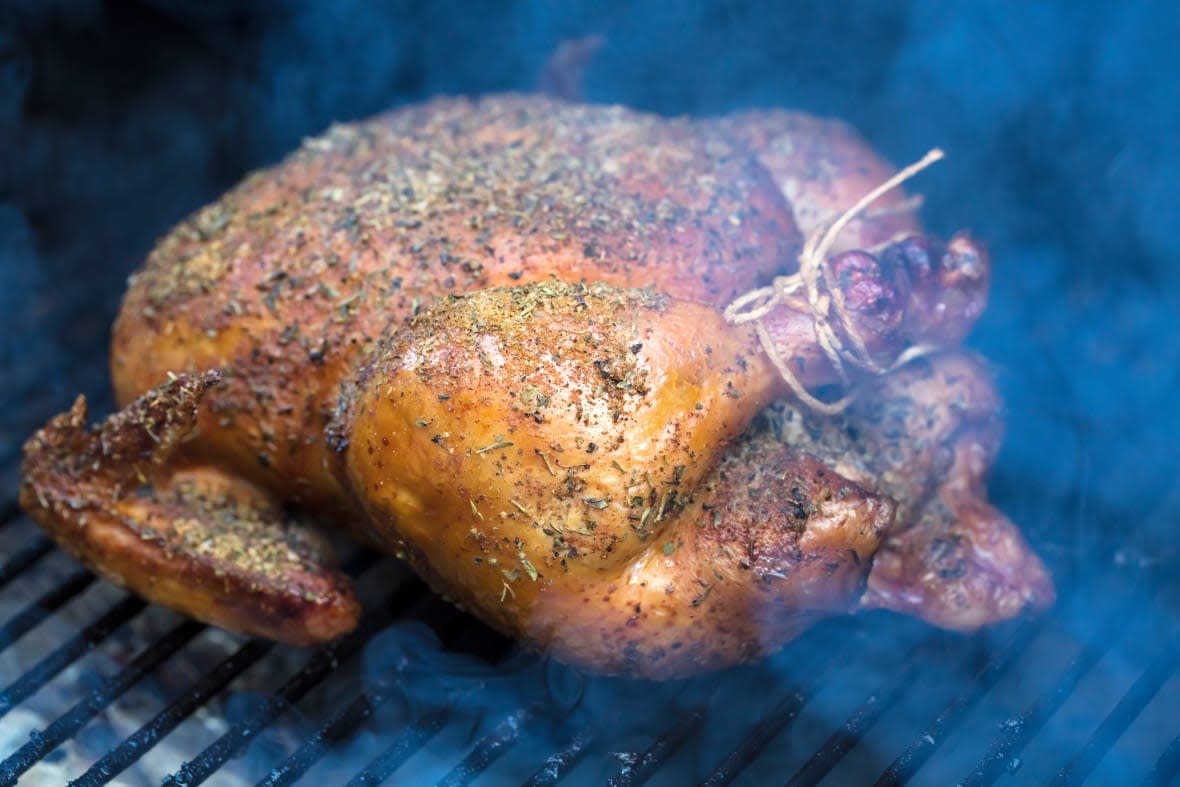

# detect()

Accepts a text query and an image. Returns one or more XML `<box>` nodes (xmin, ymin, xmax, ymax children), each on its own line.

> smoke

<box><xmin>0</xmin><ymin>0</ymin><xmax>1177</xmax><ymax>780</ymax></box>
<box><xmin>4</xmin><ymin>0</ymin><xmax>1176</xmax><ymax>559</ymax></box>
<box><xmin>0</xmin><ymin>204</ymin><xmax>59</xmax><ymax>487</ymax></box>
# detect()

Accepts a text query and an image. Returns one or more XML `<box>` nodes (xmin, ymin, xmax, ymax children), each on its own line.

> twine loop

<box><xmin>724</xmin><ymin>148</ymin><xmax>945</xmax><ymax>414</ymax></box>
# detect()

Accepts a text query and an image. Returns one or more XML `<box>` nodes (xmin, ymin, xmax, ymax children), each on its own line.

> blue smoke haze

<box><xmin>0</xmin><ymin>4</ymin><xmax>1177</xmax><ymax>783</ymax></box>
<box><xmin>1</xmin><ymin>0</ymin><xmax>1177</xmax><ymax>564</ymax></box>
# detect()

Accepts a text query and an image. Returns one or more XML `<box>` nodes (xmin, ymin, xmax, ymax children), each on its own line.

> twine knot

<box><xmin>724</xmin><ymin>148</ymin><xmax>945</xmax><ymax>414</ymax></box>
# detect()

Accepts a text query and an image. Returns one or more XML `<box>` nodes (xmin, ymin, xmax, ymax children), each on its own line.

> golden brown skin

<box><xmin>339</xmin><ymin>281</ymin><xmax>897</xmax><ymax>674</ymax></box>
<box><xmin>110</xmin><ymin>94</ymin><xmax>802</xmax><ymax>513</ymax></box>
<box><xmin>706</xmin><ymin>110</ymin><xmax>923</xmax><ymax>250</ymax></box>
<box><xmin>20</xmin><ymin>373</ymin><xmax>359</xmax><ymax>644</ymax></box>
<box><xmin>20</xmin><ymin>94</ymin><xmax>1052</xmax><ymax>677</ymax></box>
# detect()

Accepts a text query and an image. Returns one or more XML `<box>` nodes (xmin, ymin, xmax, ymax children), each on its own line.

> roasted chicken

<box><xmin>20</xmin><ymin>94</ymin><xmax>1053</xmax><ymax>678</ymax></box>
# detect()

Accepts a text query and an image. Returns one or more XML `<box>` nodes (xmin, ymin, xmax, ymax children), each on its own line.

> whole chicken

<box><xmin>20</xmin><ymin>94</ymin><xmax>1053</xmax><ymax>678</ymax></box>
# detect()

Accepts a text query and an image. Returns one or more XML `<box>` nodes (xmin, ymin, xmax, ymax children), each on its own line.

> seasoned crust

<box><xmin>765</xmin><ymin>351</ymin><xmax>1054</xmax><ymax>630</ymax></box>
<box><xmin>339</xmin><ymin>280</ymin><xmax>896</xmax><ymax>677</ymax></box>
<box><xmin>706</xmin><ymin>109</ymin><xmax>922</xmax><ymax>250</ymax></box>
<box><xmin>20</xmin><ymin>376</ymin><xmax>359</xmax><ymax>645</ymax></box>
<box><xmin>529</xmin><ymin>430</ymin><xmax>894</xmax><ymax>678</ymax></box>
<box><xmin>338</xmin><ymin>281</ymin><xmax>780</xmax><ymax>616</ymax></box>
<box><xmin>111</xmin><ymin>93</ymin><xmax>802</xmax><ymax>513</ymax></box>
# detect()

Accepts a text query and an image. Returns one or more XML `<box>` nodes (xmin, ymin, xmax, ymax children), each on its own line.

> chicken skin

<box><xmin>20</xmin><ymin>94</ymin><xmax>1052</xmax><ymax>677</ymax></box>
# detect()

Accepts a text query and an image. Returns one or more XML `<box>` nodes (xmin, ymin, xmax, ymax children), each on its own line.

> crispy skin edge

<box><xmin>19</xmin><ymin>379</ymin><xmax>361</xmax><ymax>646</ymax></box>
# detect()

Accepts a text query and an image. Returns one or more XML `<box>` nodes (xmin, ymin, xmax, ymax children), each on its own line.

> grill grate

<box><xmin>0</xmin><ymin>617</ymin><xmax>205</xmax><ymax>786</ymax></box>
<box><xmin>0</xmin><ymin>595</ymin><xmax>146</xmax><ymax>719</ymax></box>
<box><xmin>72</xmin><ymin>638</ymin><xmax>273</xmax><ymax>786</ymax></box>
<box><xmin>1</xmin><ymin>463</ymin><xmax>1177</xmax><ymax>785</ymax></box>
<box><xmin>703</xmin><ymin>641</ymin><xmax>860</xmax><ymax>787</ymax></box>
<box><xmin>783</xmin><ymin>638</ymin><xmax>973</xmax><ymax>787</ymax></box>
<box><xmin>872</xmin><ymin>619</ymin><xmax>1044</xmax><ymax>787</ymax></box>
<box><xmin>1148</xmin><ymin>733</ymin><xmax>1180</xmax><ymax>786</ymax></box>
<box><xmin>344</xmin><ymin>708</ymin><xmax>450</xmax><ymax>786</ymax></box>
<box><xmin>608</xmin><ymin>708</ymin><xmax>705</xmax><ymax>787</ymax></box>
<box><xmin>160</xmin><ymin>578</ymin><xmax>422</xmax><ymax>787</ymax></box>
<box><xmin>523</xmin><ymin>731</ymin><xmax>595</xmax><ymax>787</ymax></box>
<box><xmin>0</xmin><ymin>570</ymin><xmax>95</xmax><ymax>652</ymax></box>
<box><xmin>958</xmin><ymin>607</ymin><xmax>1139</xmax><ymax>787</ymax></box>
<box><xmin>1052</xmin><ymin>649</ymin><xmax>1178</xmax><ymax>787</ymax></box>
<box><xmin>0</xmin><ymin>535</ymin><xmax>53</xmax><ymax>591</ymax></box>
<box><xmin>437</xmin><ymin>704</ymin><xmax>541</xmax><ymax>787</ymax></box>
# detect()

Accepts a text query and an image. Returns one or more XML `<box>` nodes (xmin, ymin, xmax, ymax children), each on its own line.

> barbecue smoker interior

<box><xmin>2</xmin><ymin>2</ymin><xmax>1178</xmax><ymax>785</ymax></box>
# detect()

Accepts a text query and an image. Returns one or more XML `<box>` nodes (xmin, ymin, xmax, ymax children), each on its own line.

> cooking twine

<box><xmin>723</xmin><ymin>148</ymin><xmax>945</xmax><ymax>414</ymax></box>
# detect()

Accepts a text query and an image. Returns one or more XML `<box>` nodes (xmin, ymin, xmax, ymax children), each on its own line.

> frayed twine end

<box><xmin>724</xmin><ymin>148</ymin><xmax>945</xmax><ymax>414</ymax></box>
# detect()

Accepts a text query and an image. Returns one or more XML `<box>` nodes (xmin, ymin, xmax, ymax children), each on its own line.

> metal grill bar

<box><xmin>0</xmin><ymin>569</ymin><xmax>95</xmax><ymax>652</ymax></box>
<box><xmin>697</xmin><ymin>622</ymin><xmax>878</xmax><ymax>787</ymax></box>
<box><xmin>783</xmin><ymin>640</ymin><xmax>955</xmax><ymax>787</ymax></box>
<box><xmin>0</xmin><ymin>595</ymin><xmax>145</xmax><ymax>719</ymax></box>
<box><xmin>0</xmin><ymin>618</ymin><xmax>204</xmax><ymax>787</ymax></box>
<box><xmin>343</xmin><ymin>708</ymin><xmax>450</xmax><ymax>787</ymax></box>
<box><xmin>71</xmin><ymin>638</ymin><xmax>274</xmax><ymax>786</ymax></box>
<box><xmin>257</xmin><ymin>603</ymin><xmax>470</xmax><ymax>787</ymax></box>
<box><xmin>0</xmin><ymin>534</ymin><xmax>52</xmax><ymax>591</ymax></box>
<box><xmin>255</xmin><ymin>675</ymin><xmax>395</xmax><ymax>787</ymax></box>
<box><xmin>607</xmin><ymin>708</ymin><xmax>705</xmax><ymax>787</ymax></box>
<box><xmin>958</xmin><ymin>609</ymin><xmax>1136</xmax><ymax>787</ymax></box>
<box><xmin>436</xmin><ymin>704</ymin><xmax>539</xmax><ymax>787</ymax></box>
<box><xmin>701</xmin><ymin>688</ymin><xmax>812</xmax><ymax>787</ymax></box>
<box><xmin>522</xmin><ymin>731</ymin><xmax>595</xmax><ymax>787</ymax></box>
<box><xmin>161</xmin><ymin>579</ymin><xmax>428</xmax><ymax>787</ymax></box>
<box><xmin>1143</xmin><ymin>731</ymin><xmax>1180</xmax><ymax>787</ymax></box>
<box><xmin>700</xmin><ymin>648</ymin><xmax>854</xmax><ymax>787</ymax></box>
<box><xmin>873</xmin><ymin>615</ymin><xmax>1048</xmax><ymax>787</ymax></box>
<box><xmin>1049</xmin><ymin>649</ymin><xmax>1178</xmax><ymax>787</ymax></box>
<box><xmin>159</xmin><ymin>636</ymin><xmax>359</xmax><ymax>787</ymax></box>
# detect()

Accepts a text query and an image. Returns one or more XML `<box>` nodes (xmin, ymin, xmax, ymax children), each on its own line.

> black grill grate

<box><xmin>0</xmin><ymin>595</ymin><xmax>146</xmax><ymax>719</ymax></box>
<box><xmin>0</xmin><ymin>616</ymin><xmax>204</xmax><ymax>786</ymax></box>
<box><xmin>1</xmin><ymin>468</ymin><xmax>1178</xmax><ymax>785</ymax></box>
<box><xmin>957</xmin><ymin>598</ymin><xmax>1139</xmax><ymax>787</ymax></box>
<box><xmin>870</xmin><ymin>618</ymin><xmax>1045</xmax><ymax>787</ymax></box>
<box><xmin>72</xmin><ymin>637</ymin><xmax>273</xmax><ymax>786</ymax></box>
<box><xmin>0</xmin><ymin>569</ymin><xmax>95</xmax><ymax>652</ymax></box>
<box><xmin>2</xmin><ymin>1</ymin><xmax>1175</xmax><ymax>782</ymax></box>
<box><xmin>1052</xmin><ymin>649</ymin><xmax>1178</xmax><ymax>787</ymax></box>
<box><xmin>0</xmin><ymin>534</ymin><xmax>52</xmax><ymax>591</ymax></box>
